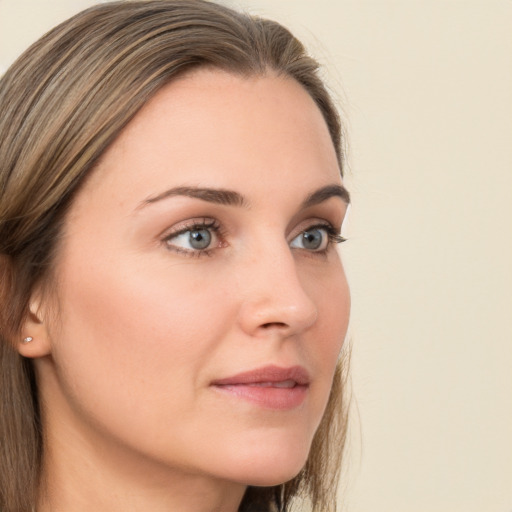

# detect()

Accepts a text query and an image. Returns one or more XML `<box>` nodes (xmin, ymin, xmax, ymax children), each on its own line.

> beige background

<box><xmin>1</xmin><ymin>1</ymin><xmax>511</xmax><ymax>511</ymax></box>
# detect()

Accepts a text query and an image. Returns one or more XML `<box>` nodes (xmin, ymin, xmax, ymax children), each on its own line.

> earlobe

<box><xmin>17</xmin><ymin>296</ymin><xmax>52</xmax><ymax>358</ymax></box>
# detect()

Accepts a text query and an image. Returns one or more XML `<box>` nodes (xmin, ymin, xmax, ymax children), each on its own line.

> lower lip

<box><xmin>212</xmin><ymin>384</ymin><xmax>308</xmax><ymax>410</ymax></box>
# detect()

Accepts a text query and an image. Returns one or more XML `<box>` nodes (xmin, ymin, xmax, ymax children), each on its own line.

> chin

<box><xmin>243</xmin><ymin>467</ymin><xmax>305</xmax><ymax>487</ymax></box>
<box><xmin>223</xmin><ymin>443</ymin><xmax>311</xmax><ymax>487</ymax></box>
<box><xmin>243</xmin><ymin>462</ymin><xmax>307</xmax><ymax>487</ymax></box>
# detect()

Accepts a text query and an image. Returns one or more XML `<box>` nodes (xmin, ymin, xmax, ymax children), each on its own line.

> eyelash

<box><xmin>309</xmin><ymin>224</ymin><xmax>346</xmax><ymax>245</ymax></box>
<box><xmin>162</xmin><ymin>218</ymin><xmax>346</xmax><ymax>258</ymax></box>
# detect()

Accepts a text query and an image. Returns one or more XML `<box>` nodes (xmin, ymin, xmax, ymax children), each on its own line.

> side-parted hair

<box><xmin>0</xmin><ymin>1</ymin><xmax>350</xmax><ymax>511</ymax></box>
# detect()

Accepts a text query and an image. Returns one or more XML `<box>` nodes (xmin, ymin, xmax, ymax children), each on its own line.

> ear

<box><xmin>17</xmin><ymin>289</ymin><xmax>53</xmax><ymax>359</ymax></box>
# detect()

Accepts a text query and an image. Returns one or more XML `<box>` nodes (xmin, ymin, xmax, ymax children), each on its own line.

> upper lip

<box><xmin>211</xmin><ymin>365</ymin><xmax>310</xmax><ymax>386</ymax></box>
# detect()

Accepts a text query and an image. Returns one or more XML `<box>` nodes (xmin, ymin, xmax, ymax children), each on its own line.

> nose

<box><xmin>236</xmin><ymin>241</ymin><xmax>318</xmax><ymax>338</ymax></box>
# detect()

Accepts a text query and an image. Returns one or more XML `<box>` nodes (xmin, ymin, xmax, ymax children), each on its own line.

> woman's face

<box><xmin>33</xmin><ymin>69</ymin><xmax>350</xmax><ymax>490</ymax></box>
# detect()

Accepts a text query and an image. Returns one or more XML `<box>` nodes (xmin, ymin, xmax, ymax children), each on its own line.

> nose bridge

<box><xmin>237</xmin><ymin>235</ymin><xmax>318</xmax><ymax>336</ymax></box>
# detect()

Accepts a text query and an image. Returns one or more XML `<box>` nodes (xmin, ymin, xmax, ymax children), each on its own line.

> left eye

<box><xmin>290</xmin><ymin>227</ymin><xmax>329</xmax><ymax>251</ymax></box>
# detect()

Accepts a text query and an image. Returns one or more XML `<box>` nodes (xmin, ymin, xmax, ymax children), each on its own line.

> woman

<box><xmin>0</xmin><ymin>1</ymin><xmax>351</xmax><ymax>511</ymax></box>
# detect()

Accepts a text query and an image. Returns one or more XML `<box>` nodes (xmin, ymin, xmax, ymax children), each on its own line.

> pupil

<box><xmin>189</xmin><ymin>229</ymin><xmax>211</xmax><ymax>249</ymax></box>
<box><xmin>303</xmin><ymin>229</ymin><xmax>322</xmax><ymax>250</ymax></box>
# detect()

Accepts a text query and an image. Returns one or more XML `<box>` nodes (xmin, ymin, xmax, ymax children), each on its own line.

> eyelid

<box><xmin>161</xmin><ymin>217</ymin><xmax>219</xmax><ymax>238</ymax></box>
<box><xmin>288</xmin><ymin>218</ymin><xmax>341</xmax><ymax>241</ymax></box>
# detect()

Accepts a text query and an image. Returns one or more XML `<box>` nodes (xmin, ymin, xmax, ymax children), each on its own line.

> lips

<box><xmin>211</xmin><ymin>365</ymin><xmax>310</xmax><ymax>410</ymax></box>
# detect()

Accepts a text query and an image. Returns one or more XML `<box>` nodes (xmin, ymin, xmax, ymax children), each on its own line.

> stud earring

<box><xmin>22</xmin><ymin>336</ymin><xmax>33</xmax><ymax>343</ymax></box>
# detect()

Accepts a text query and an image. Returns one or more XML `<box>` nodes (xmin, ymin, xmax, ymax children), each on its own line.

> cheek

<box><xmin>305</xmin><ymin>261</ymin><xmax>350</xmax><ymax>412</ymax></box>
<box><xmin>49</xmin><ymin>251</ymin><xmax>234</xmax><ymax>434</ymax></box>
<box><xmin>325</xmin><ymin>268</ymin><xmax>350</xmax><ymax>355</ymax></box>
<box><xmin>308</xmin><ymin>258</ymin><xmax>350</xmax><ymax>357</ymax></box>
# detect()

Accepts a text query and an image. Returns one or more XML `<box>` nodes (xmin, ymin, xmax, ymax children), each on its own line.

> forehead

<box><xmin>75</xmin><ymin>69</ymin><xmax>342</xmax><ymax>212</ymax></box>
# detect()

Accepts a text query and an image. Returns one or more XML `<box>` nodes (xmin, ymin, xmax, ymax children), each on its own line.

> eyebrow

<box><xmin>141</xmin><ymin>186</ymin><xmax>248</xmax><ymax>208</ymax></box>
<box><xmin>301</xmin><ymin>184</ymin><xmax>350</xmax><ymax>208</ymax></box>
<box><xmin>139</xmin><ymin>183</ymin><xmax>350</xmax><ymax>210</ymax></box>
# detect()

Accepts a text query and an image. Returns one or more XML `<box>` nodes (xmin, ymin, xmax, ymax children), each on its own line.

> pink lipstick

<box><xmin>211</xmin><ymin>365</ymin><xmax>309</xmax><ymax>410</ymax></box>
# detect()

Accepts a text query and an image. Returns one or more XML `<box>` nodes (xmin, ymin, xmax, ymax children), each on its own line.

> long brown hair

<box><xmin>0</xmin><ymin>1</ymin><xmax>350</xmax><ymax>511</ymax></box>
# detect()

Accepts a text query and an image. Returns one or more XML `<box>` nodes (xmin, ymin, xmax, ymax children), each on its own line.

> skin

<box><xmin>20</xmin><ymin>69</ymin><xmax>350</xmax><ymax>512</ymax></box>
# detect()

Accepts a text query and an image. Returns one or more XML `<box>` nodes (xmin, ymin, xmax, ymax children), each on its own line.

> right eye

<box><xmin>171</xmin><ymin>227</ymin><xmax>212</xmax><ymax>250</ymax></box>
<box><xmin>163</xmin><ymin>219</ymin><xmax>223</xmax><ymax>256</ymax></box>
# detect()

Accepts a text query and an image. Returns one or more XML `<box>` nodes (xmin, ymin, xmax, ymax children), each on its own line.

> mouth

<box><xmin>210</xmin><ymin>365</ymin><xmax>310</xmax><ymax>410</ymax></box>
